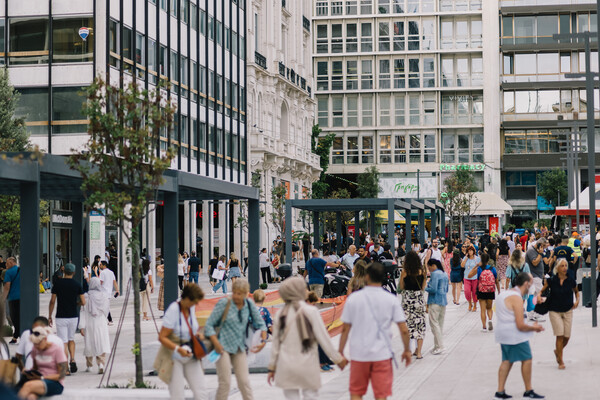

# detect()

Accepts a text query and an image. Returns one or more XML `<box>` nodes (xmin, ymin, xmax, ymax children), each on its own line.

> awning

<box><xmin>468</xmin><ymin>192</ymin><xmax>513</xmax><ymax>216</ymax></box>
<box><xmin>375</xmin><ymin>210</ymin><xmax>419</xmax><ymax>225</ymax></box>
<box><xmin>555</xmin><ymin>183</ymin><xmax>600</xmax><ymax>216</ymax></box>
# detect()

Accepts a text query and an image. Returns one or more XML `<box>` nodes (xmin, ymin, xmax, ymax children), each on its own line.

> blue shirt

<box><xmin>305</xmin><ymin>257</ymin><xmax>326</xmax><ymax>285</ymax></box>
<box><xmin>426</xmin><ymin>269</ymin><xmax>449</xmax><ymax>306</ymax></box>
<box><xmin>4</xmin><ymin>266</ymin><xmax>20</xmax><ymax>301</ymax></box>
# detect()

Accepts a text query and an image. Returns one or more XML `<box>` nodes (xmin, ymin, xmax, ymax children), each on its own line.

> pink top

<box><xmin>32</xmin><ymin>342</ymin><xmax>68</xmax><ymax>384</ymax></box>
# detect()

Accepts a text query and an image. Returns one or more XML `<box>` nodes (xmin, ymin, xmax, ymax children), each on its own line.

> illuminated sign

<box><xmin>439</xmin><ymin>163</ymin><xmax>484</xmax><ymax>172</ymax></box>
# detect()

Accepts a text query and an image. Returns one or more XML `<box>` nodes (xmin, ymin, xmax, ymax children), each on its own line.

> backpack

<box><xmin>478</xmin><ymin>267</ymin><xmax>495</xmax><ymax>293</ymax></box>
<box><xmin>510</xmin><ymin>266</ymin><xmax>520</xmax><ymax>288</ymax></box>
<box><xmin>139</xmin><ymin>275</ymin><xmax>147</xmax><ymax>292</ymax></box>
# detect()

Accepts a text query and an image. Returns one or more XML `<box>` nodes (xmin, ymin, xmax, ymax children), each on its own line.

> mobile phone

<box><xmin>114</xmin><ymin>292</ymin><xmax>119</xmax><ymax>298</ymax></box>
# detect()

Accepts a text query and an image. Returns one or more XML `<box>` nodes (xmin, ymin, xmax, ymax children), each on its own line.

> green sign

<box><xmin>90</xmin><ymin>221</ymin><xmax>101</xmax><ymax>240</ymax></box>
<box><xmin>439</xmin><ymin>163</ymin><xmax>484</xmax><ymax>172</ymax></box>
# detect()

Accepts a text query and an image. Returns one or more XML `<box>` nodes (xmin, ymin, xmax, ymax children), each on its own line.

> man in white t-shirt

<box><xmin>341</xmin><ymin>245</ymin><xmax>360</xmax><ymax>271</ymax></box>
<box><xmin>339</xmin><ymin>263</ymin><xmax>412</xmax><ymax>400</ymax></box>
<box><xmin>99</xmin><ymin>261</ymin><xmax>119</xmax><ymax>325</ymax></box>
<box><xmin>16</xmin><ymin>316</ymin><xmax>64</xmax><ymax>370</ymax></box>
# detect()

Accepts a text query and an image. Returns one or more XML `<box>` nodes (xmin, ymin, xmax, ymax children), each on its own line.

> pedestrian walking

<box><xmin>469</xmin><ymin>253</ymin><xmax>500</xmax><ymax>333</ymax></box>
<box><xmin>187</xmin><ymin>251</ymin><xmax>202</xmax><ymax>284</ymax></box>
<box><xmin>339</xmin><ymin>263</ymin><xmax>412</xmax><ymax>400</ymax></box>
<box><xmin>525</xmin><ymin>240</ymin><xmax>546</xmax><ymax>321</ymax></box>
<box><xmin>347</xmin><ymin>260</ymin><xmax>368</xmax><ymax>295</ymax></box>
<box><xmin>227</xmin><ymin>252</ymin><xmax>242</xmax><ymax>285</ymax></box>
<box><xmin>205</xmin><ymin>280</ymin><xmax>267</xmax><ymax>400</ymax></box>
<box><xmin>99</xmin><ymin>261</ymin><xmax>119</xmax><ymax>325</ymax></box>
<box><xmin>212</xmin><ymin>255</ymin><xmax>228</xmax><ymax>294</ymax></box>
<box><xmin>48</xmin><ymin>263</ymin><xmax>85</xmax><ymax>374</ymax></box>
<box><xmin>449</xmin><ymin>249</ymin><xmax>463</xmax><ymax>305</ymax></box>
<box><xmin>267</xmin><ymin>277</ymin><xmax>347</xmax><ymax>399</ymax></box>
<box><xmin>398</xmin><ymin>251</ymin><xmax>426</xmax><ymax>359</ymax></box>
<box><xmin>140</xmin><ymin>259</ymin><xmax>154</xmax><ymax>321</ymax></box>
<box><xmin>259</xmin><ymin>248</ymin><xmax>272</xmax><ymax>284</ymax></box>
<box><xmin>497</xmin><ymin>239</ymin><xmax>510</xmax><ymax>290</ymax></box>
<box><xmin>17</xmin><ymin>326</ymin><xmax>68</xmax><ymax>399</ymax></box>
<box><xmin>2</xmin><ymin>257</ymin><xmax>20</xmax><ymax>344</ymax></box>
<box><xmin>80</xmin><ymin>277</ymin><xmax>110</xmax><ymax>374</ymax></box>
<box><xmin>461</xmin><ymin>245</ymin><xmax>480</xmax><ymax>312</ymax></box>
<box><xmin>304</xmin><ymin>249</ymin><xmax>338</xmax><ymax>298</ymax></box>
<box><xmin>426</xmin><ymin>259</ymin><xmax>449</xmax><ymax>354</ymax></box>
<box><xmin>155</xmin><ymin>284</ymin><xmax>206</xmax><ymax>400</ymax></box>
<box><xmin>538</xmin><ymin>258</ymin><xmax>579</xmax><ymax>370</ymax></box>
<box><xmin>252</xmin><ymin>290</ymin><xmax>273</xmax><ymax>335</ymax></box>
<box><xmin>177</xmin><ymin>254</ymin><xmax>186</xmax><ymax>291</ymax></box>
<box><xmin>494</xmin><ymin>272</ymin><xmax>545</xmax><ymax>400</ymax></box>
<box><xmin>505</xmin><ymin>249</ymin><xmax>529</xmax><ymax>289</ymax></box>
<box><xmin>157</xmin><ymin>259</ymin><xmax>165</xmax><ymax>312</ymax></box>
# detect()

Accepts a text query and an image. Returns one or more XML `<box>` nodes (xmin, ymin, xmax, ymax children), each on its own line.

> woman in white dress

<box><xmin>80</xmin><ymin>277</ymin><xmax>111</xmax><ymax>373</ymax></box>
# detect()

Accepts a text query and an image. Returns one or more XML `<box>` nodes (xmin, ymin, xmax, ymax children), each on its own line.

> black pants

<box><xmin>260</xmin><ymin>268</ymin><xmax>272</xmax><ymax>284</ymax></box>
<box><xmin>107</xmin><ymin>312</ymin><xmax>112</xmax><ymax>323</ymax></box>
<box><xmin>178</xmin><ymin>276</ymin><xmax>184</xmax><ymax>290</ymax></box>
<box><xmin>318</xmin><ymin>345</ymin><xmax>332</xmax><ymax>365</ymax></box>
<box><xmin>9</xmin><ymin>300</ymin><xmax>20</xmax><ymax>339</ymax></box>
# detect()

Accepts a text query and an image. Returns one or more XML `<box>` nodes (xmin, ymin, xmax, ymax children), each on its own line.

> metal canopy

<box><xmin>0</xmin><ymin>152</ymin><xmax>261</xmax><ymax>334</ymax></box>
<box><xmin>284</xmin><ymin>197</ymin><xmax>445</xmax><ymax>261</ymax></box>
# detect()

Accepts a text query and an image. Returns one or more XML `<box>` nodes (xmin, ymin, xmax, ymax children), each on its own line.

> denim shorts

<box><xmin>43</xmin><ymin>379</ymin><xmax>64</xmax><ymax>396</ymax></box>
<box><xmin>501</xmin><ymin>342</ymin><xmax>532</xmax><ymax>363</ymax></box>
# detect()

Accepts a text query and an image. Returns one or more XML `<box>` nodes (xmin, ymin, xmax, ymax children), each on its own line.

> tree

<box><xmin>68</xmin><ymin>78</ymin><xmax>176</xmax><ymax>387</ymax></box>
<box><xmin>357</xmin><ymin>166</ymin><xmax>381</xmax><ymax>198</ymax></box>
<box><xmin>0</xmin><ymin>67</ymin><xmax>49</xmax><ymax>256</ymax></box>
<box><xmin>322</xmin><ymin>188</ymin><xmax>354</xmax><ymax>232</ymax></box>
<box><xmin>441</xmin><ymin>169</ymin><xmax>480</xmax><ymax>237</ymax></box>
<box><xmin>537</xmin><ymin>169</ymin><xmax>568</xmax><ymax>210</ymax></box>
<box><xmin>310</xmin><ymin>124</ymin><xmax>335</xmax><ymax>199</ymax></box>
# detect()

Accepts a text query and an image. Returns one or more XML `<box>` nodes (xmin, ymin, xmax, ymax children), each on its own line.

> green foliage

<box><xmin>0</xmin><ymin>67</ymin><xmax>28</xmax><ymax>152</ymax></box>
<box><xmin>537</xmin><ymin>169</ymin><xmax>567</xmax><ymax>210</ymax></box>
<box><xmin>323</xmin><ymin>188</ymin><xmax>354</xmax><ymax>231</ymax></box>
<box><xmin>502</xmin><ymin>223</ymin><xmax>516</xmax><ymax>232</ymax></box>
<box><xmin>311</xmin><ymin>125</ymin><xmax>336</xmax><ymax>198</ymax></box>
<box><xmin>259</xmin><ymin>283</ymin><xmax>268</xmax><ymax>290</ymax></box>
<box><xmin>270</xmin><ymin>184</ymin><xmax>288</xmax><ymax>238</ymax></box>
<box><xmin>312</xmin><ymin>180</ymin><xmax>329</xmax><ymax>200</ymax></box>
<box><xmin>69</xmin><ymin>77</ymin><xmax>176</xmax><ymax>387</ymax></box>
<box><xmin>442</xmin><ymin>169</ymin><xmax>480</xmax><ymax>234</ymax></box>
<box><xmin>522</xmin><ymin>219</ymin><xmax>552</xmax><ymax>232</ymax></box>
<box><xmin>356</xmin><ymin>166</ymin><xmax>381</xmax><ymax>198</ymax></box>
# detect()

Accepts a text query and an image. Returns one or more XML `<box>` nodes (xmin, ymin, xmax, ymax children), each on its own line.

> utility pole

<box><xmin>554</xmin><ymin>30</ymin><xmax>597</xmax><ymax>327</ymax></box>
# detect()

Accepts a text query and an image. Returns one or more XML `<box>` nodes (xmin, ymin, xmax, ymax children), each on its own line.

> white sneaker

<box><xmin>98</xmin><ymin>364</ymin><xmax>104</xmax><ymax>374</ymax></box>
<box><xmin>84</xmin><ymin>367</ymin><xmax>91</xmax><ymax>373</ymax></box>
<box><xmin>431</xmin><ymin>348</ymin><xmax>444</xmax><ymax>355</ymax></box>
<box><xmin>488</xmin><ymin>321</ymin><xmax>494</xmax><ymax>331</ymax></box>
<box><xmin>481</xmin><ymin>328</ymin><xmax>488</xmax><ymax>333</ymax></box>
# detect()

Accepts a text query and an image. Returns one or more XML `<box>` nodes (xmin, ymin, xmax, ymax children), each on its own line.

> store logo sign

<box><xmin>52</xmin><ymin>214</ymin><xmax>73</xmax><ymax>225</ymax></box>
<box><xmin>79</xmin><ymin>27</ymin><xmax>90</xmax><ymax>41</ymax></box>
<box><xmin>439</xmin><ymin>163</ymin><xmax>484</xmax><ymax>171</ymax></box>
<box><xmin>394</xmin><ymin>182</ymin><xmax>418</xmax><ymax>195</ymax></box>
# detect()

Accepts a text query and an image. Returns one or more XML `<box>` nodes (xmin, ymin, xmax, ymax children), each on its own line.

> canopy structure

<box><xmin>284</xmin><ymin>198</ymin><xmax>445</xmax><ymax>258</ymax></box>
<box><xmin>555</xmin><ymin>183</ymin><xmax>600</xmax><ymax>216</ymax></box>
<box><xmin>0</xmin><ymin>152</ymin><xmax>261</xmax><ymax>334</ymax></box>
<box><xmin>468</xmin><ymin>192</ymin><xmax>513</xmax><ymax>216</ymax></box>
<box><xmin>375</xmin><ymin>210</ymin><xmax>419</xmax><ymax>225</ymax></box>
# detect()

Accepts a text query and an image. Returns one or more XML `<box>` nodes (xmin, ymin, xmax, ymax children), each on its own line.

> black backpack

<box><xmin>510</xmin><ymin>266</ymin><xmax>520</xmax><ymax>288</ymax></box>
<box><xmin>139</xmin><ymin>275</ymin><xmax>147</xmax><ymax>292</ymax></box>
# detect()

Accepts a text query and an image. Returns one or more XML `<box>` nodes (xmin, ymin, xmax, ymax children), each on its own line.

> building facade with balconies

<box><xmin>313</xmin><ymin>0</ymin><xmax>502</xmax><ymax>231</ymax></box>
<box><xmin>499</xmin><ymin>0</ymin><xmax>600</xmax><ymax>225</ymax></box>
<box><xmin>247</xmin><ymin>0</ymin><xmax>321</xmax><ymax>248</ymax></box>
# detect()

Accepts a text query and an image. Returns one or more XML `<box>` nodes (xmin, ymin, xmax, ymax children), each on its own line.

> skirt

<box><xmin>229</xmin><ymin>266</ymin><xmax>241</xmax><ymax>278</ymax></box>
<box><xmin>450</xmin><ymin>269</ymin><xmax>463</xmax><ymax>283</ymax></box>
<box><xmin>401</xmin><ymin>290</ymin><xmax>426</xmax><ymax>340</ymax></box>
<box><xmin>477</xmin><ymin>291</ymin><xmax>495</xmax><ymax>300</ymax></box>
<box><xmin>496</xmin><ymin>255</ymin><xmax>509</xmax><ymax>281</ymax></box>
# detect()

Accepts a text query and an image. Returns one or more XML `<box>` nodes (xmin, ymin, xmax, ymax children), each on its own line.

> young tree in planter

<box><xmin>69</xmin><ymin>78</ymin><xmax>176</xmax><ymax>387</ymax></box>
<box><xmin>357</xmin><ymin>166</ymin><xmax>381</xmax><ymax>198</ymax></box>
<box><xmin>442</xmin><ymin>169</ymin><xmax>479</xmax><ymax>237</ymax></box>
<box><xmin>310</xmin><ymin>124</ymin><xmax>335</xmax><ymax>199</ymax></box>
<box><xmin>538</xmin><ymin>169</ymin><xmax>568</xmax><ymax>210</ymax></box>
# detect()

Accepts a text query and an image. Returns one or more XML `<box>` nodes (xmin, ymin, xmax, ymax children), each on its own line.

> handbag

<box><xmin>244</xmin><ymin>299</ymin><xmax>262</xmax><ymax>352</ymax></box>
<box><xmin>202</xmin><ymin>299</ymin><xmax>231</xmax><ymax>353</ymax></box>
<box><xmin>179</xmin><ymin>303</ymin><xmax>207</xmax><ymax>360</ymax></box>
<box><xmin>212</xmin><ymin>268</ymin><xmax>225</xmax><ymax>281</ymax></box>
<box><xmin>0</xmin><ymin>360</ymin><xmax>17</xmax><ymax>386</ymax></box>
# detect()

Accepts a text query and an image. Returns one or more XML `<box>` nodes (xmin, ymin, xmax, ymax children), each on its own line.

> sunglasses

<box><xmin>31</xmin><ymin>331</ymin><xmax>45</xmax><ymax>337</ymax></box>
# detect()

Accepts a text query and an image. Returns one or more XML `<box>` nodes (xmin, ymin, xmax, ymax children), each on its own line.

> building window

<box><xmin>331</xmin><ymin>1</ymin><xmax>343</xmax><ymax>15</ymax></box>
<box><xmin>380</xmin><ymin>95</ymin><xmax>391</xmax><ymax>126</ymax></box>
<box><xmin>318</xmin><ymin>96</ymin><xmax>328</xmax><ymax>126</ymax></box>
<box><xmin>379</xmin><ymin>133</ymin><xmax>392</xmax><ymax>163</ymax></box>
<box><xmin>361</xmin><ymin>60</ymin><xmax>373</xmax><ymax>89</ymax></box>
<box><xmin>316</xmin><ymin>1</ymin><xmax>328</xmax><ymax>16</ymax></box>
<box><xmin>378</xmin><ymin>0</ymin><xmax>390</xmax><ymax>14</ymax></box>
<box><xmin>424</xmin><ymin>133</ymin><xmax>435</xmax><ymax>163</ymax></box>
<box><xmin>409</xmin><ymin>94</ymin><xmax>420</xmax><ymax>125</ymax></box>
<box><xmin>9</xmin><ymin>18</ymin><xmax>49</xmax><ymax>64</ymax></box>
<box><xmin>362</xmin><ymin>94</ymin><xmax>373</xmax><ymax>126</ymax></box>
<box><xmin>393</xmin><ymin>58</ymin><xmax>405</xmax><ymax>88</ymax></box>
<box><xmin>394</xmin><ymin>134</ymin><xmax>406</xmax><ymax>163</ymax></box>
<box><xmin>347</xmin><ymin>135</ymin><xmax>359</xmax><ymax>163</ymax></box>
<box><xmin>408</xmin><ymin>58</ymin><xmax>419</xmax><ymax>88</ymax></box>
<box><xmin>331</xmin><ymin>61</ymin><xmax>343</xmax><ymax>90</ymax></box>
<box><xmin>379</xmin><ymin>59</ymin><xmax>391</xmax><ymax>89</ymax></box>
<box><xmin>347</xmin><ymin>60</ymin><xmax>358</xmax><ymax>89</ymax></box>
<box><xmin>394</xmin><ymin>94</ymin><xmax>405</xmax><ymax>125</ymax></box>
<box><xmin>408</xmin><ymin>21</ymin><xmax>419</xmax><ymax>50</ymax></box>
<box><xmin>331</xmin><ymin>24</ymin><xmax>343</xmax><ymax>53</ymax></box>
<box><xmin>347</xmin><ymin>95</ymin><xmax>358</xmax><ymax>126</ymax></box>
<box><xmin>317</xmin><ymin>25</ymin><xmax>328</xmax><ymax>53</ymax></box>
<box><xmin>332</xmin><ymin>136</ymin><xmax>344</xmax><ymax>164</ymax></box>
<box><xmin>361</xmin><ymin>23</ymin><xmax>372</xmax><ymax>52</ymax></box>
<box><xmin>505</xmin><ymin>171</ymin><xmax>537</xmax><ymax>200</ymax></box>
<box><xmin>379</xmin><ymin>22</ymin><xmax>390</xmax><ymax>51</ymax></box>
<box><xmin>421</xmin><ymin>18</ymin><xmax>435</xmax><ymax>50</ymax></box>
<box><xmin>441</xmin><ymin>17</ymin><xmax>482</xmax><ymax>49</ymax></box>
<box><xmin>361</xmin><ymin>0</ymin><xmax>373</xmax><ymax>14</ymax></box>
<box><xmin>332</xmin><ymin>96</ymin><xmax>343</xmax><ymax>127</ymax></box>
<box><xmin>423</xmin><ymin>57</ymin><xmax>435</xmax><ymax>87</ymax></box>
<box><xmin>362</xmin><ymin>135</ymin><xmax>374</xmax><ymax>163</ymax></box>
<box><xmin>16</xmin><ymin>87</ymin><xmax>48</xmax><ymax>135</ymax></box>
<box><xmin>149</xmin><ymin>39</ymin><xmax>157</xmax><ymax>84</ymax></box>
<box><xmin>409</xmin><ymin>133</ymin><xmax>421</xmax><ymax>162</ymax></box>
<box><xmin>317</xmin><ymin>61</ymin><xmax>328</xmax><ymax>90</ymax></box>
<box><xmin>442</xmin><ymin>93</ymin><xmax>483</xmax><ymax>125</ymax></box>
<box><xmin>393</xmin><ymin>21</ymin><xmax>404</xmax><ymax>51</ymax></box>
<box><xmin>347</xmin><ymin>1</ymin><xmax>358</xmax><ymax>15</ymax></box>
<box><xmin>443</xmin><ymin>129</ymin><xmax>485</xmax><ymax>163</ymax></box>
<box><xmin>52</xmin><ymin>86</ymin><xmax>88</xmax><ymax>134</ymax></box>
<box><xmin>52</xmin><ymin>17</ymin><xmax>94</xmax><ymax>63</ymax></box>
<box><xmin>346</xmin><ymin>23</ymin><xmax>358</xmax><ymax>52</ymax></box>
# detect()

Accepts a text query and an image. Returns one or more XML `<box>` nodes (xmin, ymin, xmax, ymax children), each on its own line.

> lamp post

<box><xmin>554</xmin><ymin>30</ymin><xmax>597</xmax><ymax>327</ymax></box>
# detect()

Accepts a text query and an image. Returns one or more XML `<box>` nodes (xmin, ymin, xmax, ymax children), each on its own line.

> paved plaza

<box><xmin>10</xmin><ymin>270</ymin><xmax>600</xmax><ymax>400</ymax></box>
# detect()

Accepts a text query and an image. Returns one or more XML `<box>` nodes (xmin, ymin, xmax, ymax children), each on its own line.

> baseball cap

<box><xmin>64</xmin><ymin>263</ymin><xmax>76</xmax><ymax>274</ymax></box>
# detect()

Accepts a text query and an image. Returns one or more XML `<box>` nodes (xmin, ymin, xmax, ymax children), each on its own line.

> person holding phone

<box><xmin>99</xmin><ymin>261</ymin><xmax>119</xmax><ymax>325</ymax></box>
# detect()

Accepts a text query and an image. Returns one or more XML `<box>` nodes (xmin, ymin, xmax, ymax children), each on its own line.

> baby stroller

<box><xmin>381</xmin><ymin>260</ymin><xmax>399</xmax><ymax>294</ymax></box>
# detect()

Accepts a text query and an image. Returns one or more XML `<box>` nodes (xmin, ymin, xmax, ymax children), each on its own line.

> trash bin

<box><xmin>582</xmin><ymin>276</ymin><xmax>592</xmax><ymax>306</ymax></box>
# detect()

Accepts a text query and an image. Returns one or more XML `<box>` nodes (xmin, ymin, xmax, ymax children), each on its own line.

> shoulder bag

<box><xmin>202</xmin><ymin>299</ymin><xmax>232</xmax><ymax>352</ymax></box>
<box><xmin>179</xmin><ymin>303</ymin><xmax>207</xmax><ymax>360</ymax></box>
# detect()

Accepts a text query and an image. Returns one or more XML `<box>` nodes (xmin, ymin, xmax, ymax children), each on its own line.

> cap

<box><xmin>64</xmin><ymin>263</ymin><xmax>76</xmax><ymax>274</ymax></box>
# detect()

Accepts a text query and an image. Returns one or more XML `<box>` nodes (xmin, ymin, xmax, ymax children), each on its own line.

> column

<box><xmin>71</xmin><ymin>202</ymin><xmax>84</xmax><ymax>285</ymax></box>
<box><xmin>354</xmin><ymin>211</ymin><xmax>360</xmax><ymax>246</ymax></box>
<box><xmin>336</xmin><ymin>211</ymin><xmax>342</xmax><ymax>255</ymax></box>
<box><xmin>285</xmin><ymin>201</ymin><xmax>292</xmax><ymax>264</ymax></box>
<box><xmin>404</xmin><ymin>207</ymin><xmax>411</xmax><ymax>251</ymax></box>
<box><xmin>369</xmin><ymin>211</ymin><xmax>376</xmax><ymax>237</ymax></box>
<box><xmin>418</xmin><ymin>208</ymin><xmax>425</xmax><ymax>244</ymax></box>
<box><xmin>218</xmin><ymin>202</ymin><xmax>226</xmax><ymax>256</ymax></box>
<box><xmin>20</xmin><ymin>181</ymin><xmax>40</xmax><ymax>334</ymax></box>
<box><xmin>313</xmin><ymin>211</ymin><xmax>320</xmax><ymax>251</ymax></box>
<box><xmin>201</xmin><ymin>201</ymin><xmax>210</xmax><ymax>270</ymax></box>
<box><xmin>163</xmin><ymin>191</ymin><xmax>179</xmax><ymax>308</ymax></box>
<box><xmin>233</xmin><ymin>202</ymin><xmax>242</xmax><ymax>260</ymax></box>
<box><xmin>248</xmin><ymin>199</ymin><xmax>260</xmax><ymax>291</ymax></box>
<box><xmin>440</xmin><ymin>209</ymin><xmax>446</xmax><ymax>238</ymax></box>
<box><xmin>184</xmin><ymin>201</ymin><xmax>191</xmax><ymax>254</ymax></box>
<box><xmin>387</xmin><ymin>200</ymin><xmax>395</xmax><ymax>255</ymax></box>
<box><xmin>430</xmin><ymin>207</ymin><xmax>437</xmax><ymax>239</ymax></box>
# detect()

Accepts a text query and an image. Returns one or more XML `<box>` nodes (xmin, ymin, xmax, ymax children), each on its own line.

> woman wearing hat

<box><xmin>17</xmin><ymin>326</ymin><xmax>68</xmax><ymax>399</ymax></box>
<box><xmin>268</xmin><ymin>277</ymin><xmax>347</xmax><ymax>399</ymax></box>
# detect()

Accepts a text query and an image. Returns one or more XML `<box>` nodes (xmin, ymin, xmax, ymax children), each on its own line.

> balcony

<box><xmin>255</xmin><ymin>51</ymin><xmax>267</xmax><ymax>70</ymax></box>
<box><xmin>303</xmin><ymin>16</ymin><xmax>310</xmax><ymax>32</ymax></box>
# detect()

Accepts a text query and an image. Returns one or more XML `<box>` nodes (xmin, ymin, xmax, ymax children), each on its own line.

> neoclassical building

<box><xmin>247</xmin><ymin>0</ymin><xmax>321</xmax><ymax>249</ymax></box>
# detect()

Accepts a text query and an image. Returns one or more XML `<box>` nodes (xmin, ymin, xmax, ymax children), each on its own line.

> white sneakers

<box><xmin>431</xmin><ymin>348</ymin><xmax>445</xmax><ymax>355</ymax></box>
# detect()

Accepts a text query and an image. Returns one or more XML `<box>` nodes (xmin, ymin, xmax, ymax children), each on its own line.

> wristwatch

<box><xmin>260</xmin><ymin>339</ymin><xmax>267</xmax><ymax>344</ymax></box>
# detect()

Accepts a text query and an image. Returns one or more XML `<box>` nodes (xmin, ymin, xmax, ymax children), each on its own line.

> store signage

<box><xmin>79</xmin><ymin>27</ymin><xmax>90</xmax><ymax>41</ymax></box>
<box><xmin>52</xmin><ymin>214</ymin><xmax>73</xmax><ymax>225</ymax></box>
<box><xmin>380</xmin><ymin>177</ymin><xmax>437</xmax><ymax>199</ymax></box>
<box><xmin>439</xmin><ymin>163</ymin><xmax>484</xmax><ymax>171</ymax></box>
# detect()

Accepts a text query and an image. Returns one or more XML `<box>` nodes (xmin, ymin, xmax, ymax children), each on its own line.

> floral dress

<box><xmin>401</xmin><ymin>275</ymin><xmax>426</xmax><ymax>340</ymax></box>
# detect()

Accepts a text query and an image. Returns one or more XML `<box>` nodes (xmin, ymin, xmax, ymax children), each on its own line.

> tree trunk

<box><xmin>130</xmin><ymin>225</ymin><xmax>144</xmax><ymax>387</ymax></box>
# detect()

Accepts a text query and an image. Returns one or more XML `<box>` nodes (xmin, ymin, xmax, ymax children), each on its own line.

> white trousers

<box><xmin>169</xmin><ymin>359</ymin><xmax>206</xmax><ymax>400</ymax></box>
<box><xmin>283</xmin><ymin>389</ymin><xmax>319</xmax><ymax>400</ymax></box>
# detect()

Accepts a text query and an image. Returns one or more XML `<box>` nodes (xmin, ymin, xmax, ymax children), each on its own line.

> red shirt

<box><xmin>520</xmin><ymin>235</ymin><xmax>528</xmax><ymax>250</ymax></box>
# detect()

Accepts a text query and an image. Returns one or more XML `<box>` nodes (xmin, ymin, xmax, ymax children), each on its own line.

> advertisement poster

<box><xmin>88</xmin><ymin>210</ymin><xmax>105</xmax><ymax>261</ymax></box>
<box><xmin>379</xmin><ymin>177</ymin><xmax>437</xmax><ymax>199</ymax></box>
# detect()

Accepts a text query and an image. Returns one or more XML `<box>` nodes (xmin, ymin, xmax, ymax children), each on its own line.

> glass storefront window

<box><xmin>9</xmin><ymin>18</ymin><xmax>49</xmax><ymax>64</ymax></box>
<box><xmin>52</xmin><ymin>17</ymin><xmax>94</xmax><ymax>63</ymax></box>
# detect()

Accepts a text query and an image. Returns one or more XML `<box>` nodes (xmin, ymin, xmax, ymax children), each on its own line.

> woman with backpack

<box><xmin>505</xmin><ymin>249</ymin><xmax>530</xmax><ymax>290</ymax></box>
<box><xmin>468</xmin><ymin>253</ymin><xmax>500</xmax><ymax>332</ymax></box>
